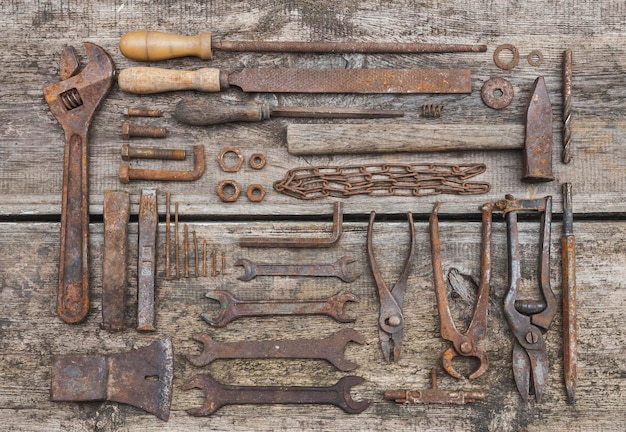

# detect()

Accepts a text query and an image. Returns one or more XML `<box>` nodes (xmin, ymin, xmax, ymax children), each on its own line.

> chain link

<box><xmin>274</xmin><ymin>163</ymin><xmax>491</xmax><ymax>200</ymax></box>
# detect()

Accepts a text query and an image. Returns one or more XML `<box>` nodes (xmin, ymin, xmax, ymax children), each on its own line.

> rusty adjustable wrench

<box><xmin>235</xmin><ymin>256</ymin><xmax>360</xmax><ymax>283</ymax></box>
<box><xmin>201</xmin><ymin>290</ymin><xmax>357</xmax><ymax>327</ymax></box>
<box><xmin>186</xmin><ymin>328</ymin><xmax>365</xmax><ymax>371</ymax></box>
<box><xmin>183</xmin><ymin>373</ymin><xmax>369</xmax><ymax>416</ymax></box>
<box><xmin>43</xmin><ymin>43</ymin><xmax>115</xmax><ymax>323</ymax></box>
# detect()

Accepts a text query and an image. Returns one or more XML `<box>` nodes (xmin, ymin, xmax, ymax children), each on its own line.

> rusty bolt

<box><xmin>124</xmin><ymin>107</ymin><xmax>163</xmax><ymax>117</ymax></box>
<box><xmin>217</xmin><ymin>146</ymin><xmax>244</xmax><ymax>172</ymax></box>
<box><xmin>249</xmin><ymin>153</ymin><xmax>266</xmax><ymax>170</ymax></box>
<box><xmin>525</xmin><ymin>330</ymin><xmax>539</xmax><ymax>345</ymax></box>
<box><xmin>246</xmin><ymin>184</ymin><xmax>266</xmax><ymax>202</ymax></box>
<box><xmin>217</xmin><ymin>180</ymin><xmax>241</xmax><ymax>202</ymax></box>
<box><xmin>121</xmin><ymin>143</ymin><xmax>186</xmax><ymax>161</ymax></box>
<box><xmin>460</xmin><ymin>341</ymin><xmax>473</xmax><ymax>354</ymax></box>
<box><xmin>122</xmin><ymin>120</ymin><xmax>168</xmax><ymax>139</ymax></box>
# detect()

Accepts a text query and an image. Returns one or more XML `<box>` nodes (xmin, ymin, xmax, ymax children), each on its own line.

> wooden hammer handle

<box><xmin>119</xmin><ymin>31</ymin><xmax>213</xmax><ymax>61</ymax></box>
<box><xmin>118</xmin><ymin>67</ymin><xmax>223</xmax><ymax>94</ymax></box>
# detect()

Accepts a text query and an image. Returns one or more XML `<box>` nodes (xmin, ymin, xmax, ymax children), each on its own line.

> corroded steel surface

<box><xmin>137</xmin><ymin>189</ymin><xmax>157</xmax><ymax>331</ymax></box>
<box><xmin>235</xmin><ymin>256</ymin><xmax>360</xmax><ymax>283</ymax></box>
<box><xmin>562</xmin><ymin>183</ymin><xmax>577</xmax><ymax>404</ymax></box>
<box><xmin>384</xmin><ymin>369</ymin><xmax>486</xmax><ymax>404</ymax></box>
<box><xmin>523</xmin><ymin>77</ymin><xmax>554</xmax><ymax>182</ymax></box>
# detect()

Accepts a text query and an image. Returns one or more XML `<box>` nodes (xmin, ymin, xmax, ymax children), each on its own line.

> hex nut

<box><xmin>217</xmin><ymin>180</ymin><xmax>241</xmax><ymax>202</ymax></box>
<box><xmin>218</xmin><ymin>146</ymin><xmax>244</xmax><ymax>172</ymax></box>
<box><xmin>249</xmin><ymin>153</ymin><xmax>266</xmax><ymax>170</ymax></box>
<box><xmin>246</xmin><ymin>184</ymin><xmax>266</xmax><ymax>202</ymax></box>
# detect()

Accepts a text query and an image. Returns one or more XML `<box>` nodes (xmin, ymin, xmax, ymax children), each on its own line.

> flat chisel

<box><xmin>118</xmin><ymin>67</ymin><xmax>472</xmax><ymax>95</ymax></box>
<box><xmin>562</xmin><ymin>182</ymin><xmax>577</xmax><ymax>404</ymax></box>
<box><xmin>174</xmin><ymin>99</ymin><xmax>403</xmax><ymax>126</ymax></box>
<box><xmin>119</xmin><ymin>30</ymin><xmax>487</xmax><ymax>61</ymax></box>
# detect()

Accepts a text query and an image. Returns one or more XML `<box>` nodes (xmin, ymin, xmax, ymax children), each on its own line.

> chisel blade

<box><xmin>228</xmin><ymin>68</ymin><xmax>471</xmax><ymax>94</ymax></box>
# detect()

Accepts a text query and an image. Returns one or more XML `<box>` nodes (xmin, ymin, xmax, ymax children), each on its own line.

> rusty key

<box><xmin>235</xmin><ymin>256</ymin><xmax>360</xmax><ymax>283</ymax></box>
<box><xmin>43</xmin><ymin>43</ymin><xmax>115</xmax><ymax>323</ymax></box>
<box><xmin>183</xmin><ymin>373</ymin><xmax>369</xmax><ymax>416</ymax></box>
<box><xmin>201</xmin><ymin>290</ymin><xmax>357</xmax><ymax>327</ymax></box>
<box><xmin>186</xmin><ymin>328</ymin><xmax>364</xmax><ymax>371</ymax></box>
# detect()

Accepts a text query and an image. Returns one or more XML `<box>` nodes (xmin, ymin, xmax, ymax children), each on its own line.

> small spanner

<box><xmin>43</xmin><ymin>43</ymin><xmax>115</xmax><ymax>324</ymax></box>
<box><xmin>235</xmin><ymin>256</ymin><xmax>360</xmax><ymax>283</ymax></box>
<box><xmin>182</xmin><ymin>373</ymin><xmax>370</xmax><ymax>416</ymax></box>
<box><xmin>186</xmin><ymin>328</ymin><xmax>365</xmax><ymax>371</ymax></box>
<box><xmin>201</xmin><ymin>290</ymin><xmax>357</xmax><ymax>327</ymax></box>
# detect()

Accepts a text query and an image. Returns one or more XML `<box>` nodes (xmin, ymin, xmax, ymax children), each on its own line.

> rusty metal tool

<box><xmin>384</xmin><ymin>368</ymin><xmax>486</xmax><ymax>405</ymax></box>
<box><xmin>211</xmin><ymin>249</ymin><xmax>218</xmax><ymax>277</ymax></box>
<box><xmin>124</xmin><ymin>107</ymin><xmax>163</xmax><ymax>117</ymax></box>
<box><xmin>240</xmin><ymin>202</ymin><xmax>343</xmax><ymax>248</ymax></box>
<box><xmin>51</xmin><ymin>339</ymin><xmax>173</xmax><ymax>421</ymax></box>
<box><xmin>523</xmin><ymin>76</ymin><xmax>554</xmax><ymax>183</ymax></box>
<box><xmin>175</xmin><ymin>202</ymin><xmax>180</xmax><ymax>279</ymax></box>
<box><xmin>495</xmin><ymin>194</ymin><xmax>556</xmax><ymax>402</ymax></box>
<box><xmin>182</xmin><ymin>373</ymin><xmax>369</xmax><ymax>416</ymax></box>
<box><xmin>120</xmin><ymin>30</ymin><xmax>487</xmax><ymax>60</ymax></box>
<box><xmin>562</xmin><ymin>183</ymin><xmax>577</xmax><ymax>404</ymax></box>
<box><xmin>175</xmin><ymin>98</ymin><xmax>403</xmax><ymax>126</ymax></box>
<box><xmin>43</xmin><ymin>42</ymin><xmax>115</xmax><ymax>324</ymax></box>
<box><xmin>101</xmin><ymin>190</ymin><xmax>130</xmax><ymax>331</ymax></box>
<box><xmin>429</xmin><ymin>202</ymin><xmax>492</xmax><ymax>379</ymax></box>
<box><xmin>186</xmin><ymin>328</ymin><xmax>365</xmax><ymax>372</ymax></box>
<box><xmin>165</xmin><ymin>192</ymin><xmax>171</xmax><ymax>280</ymax></box>
<box><xmin>121</xmin><ymin>120</ymin><xmax>167</xmax><ymax>139</ymax></box>
<box><xmin>202</xmin><ymin>290</ymin><xmax>357</xmax><ymax>327</ymax></box>
<box><xmin>203</xmin><ymin>240</ymin><xmax>208</xmax><ymax>277</ymax></box>
<box><xmin>367</xmin><ymin>211</ymin><xmax>415</xmax><ymax>362</ymax></box>
<box><xmin>562</xmin><ymin>49</ymin><xmax>573</xmax><ymax>164</ymax></box>
<box><xmin>193</xmin><ymin>230</ymin><xmax>199</xmax><ymax>277</ymax></box>
<box><xmin>118</xmin><ymin>66</ymin><xmax>472</xmax><ymax>95</ymax></box>
<box><xmin>137</xmin><ymin>189</ymin><xmax>158</xmax><ymax>331</ymax></box>
<box><xmin>221</xmin><ymin>251</ymin><xmax>226</xmax><ymax>276</ymax></box>
<box><xmin>119</xmin><ymin>144</ymin><xmax>205</xmax><ymax>183</ymax></box>
<box><xmin>235</xmin><ymin>256</ymin><xmax>360</xmax><ymax>283</ymax></box>
<box><xmin>184</xmin><ymin>224</ymin><xmax>190</xmax><ymax>278</ymax></box>
<box><xmin>121</xmin><ymin>143</ymin><xmax>186</xmax><ymax>161</ymax></box>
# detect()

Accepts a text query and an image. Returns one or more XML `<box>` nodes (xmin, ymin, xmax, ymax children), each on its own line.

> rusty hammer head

<box><xmin>522</xmin><ymin>76</ymin><xmax>554</xmax><ymax>183</ymax></box>
<box><xmin>43</xmin><ymin>42</ymin><xmax>115</xmax><ymax>135</ymax></box>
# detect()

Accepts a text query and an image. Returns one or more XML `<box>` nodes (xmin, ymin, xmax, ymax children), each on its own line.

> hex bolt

<box><xmin>124</xmin><ymin>107</ymin><xmax>163</xmax><ymax>117</ymax></box>
<box><xmin>122</xmin><ymin>120</ymin><xmax>168</xmax><ymax>139</ymax></box>
<box><xmin>121</xmin><ymin>143</ymin><xmax>186</xmax><ymax>161</ymax></box>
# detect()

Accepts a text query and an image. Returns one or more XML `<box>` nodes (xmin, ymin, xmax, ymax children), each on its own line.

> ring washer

<box><xmin>527</xmin><ymin>50</ymin><xmax>544</xmax><ymax>67</ymax></box>
<box><xmin>493</xmin><ymin>44</ymin><xmax>519</xmax><ymax>70</ymax></box>
<box><xmin>481</xmin><ymin>77</ymin><xmax>514</xmax><ymax>110</ymax></box>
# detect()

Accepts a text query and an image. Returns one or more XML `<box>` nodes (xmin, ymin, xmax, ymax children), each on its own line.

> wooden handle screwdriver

<box><xmin>562</xmin><ymin>182</ymin><xmax>577</xmax><ymax>404</ymax></box>
<box><xmin>119</xmin><ymin>30</ymin><xmax>487</xmax><ymax>61</ymax></box>
<box><xmin>174</xmin><ymin>99</ymin><xmax>404</xmax><ymax>126</ymax></box>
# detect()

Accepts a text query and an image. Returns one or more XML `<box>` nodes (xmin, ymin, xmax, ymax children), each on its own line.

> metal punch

<box><xmin>367</xmin><ymin>211</ymin><xmax>416</xmax><ymax>362</ymax></box>
<box><xmin>430</xmin><ymin>202</ymin><xmax>493</xmax><ymax>380</ymax></box>
<box><xmin>496</xmin><ymin>195</ymin><xmax>556</xmax><ymax>402</ymax></box>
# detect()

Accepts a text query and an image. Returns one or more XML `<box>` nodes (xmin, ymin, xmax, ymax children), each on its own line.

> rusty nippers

<box><xmin>429</xmin><ymin>202</ymin><xmax>492</xmax><ymax>380</ymax></box>
<box><xmin>367</xmin><ymin>211</ymin><xmax>415</xmax><ymax>362</ymax></box>
<box><xmin>496</xmin><ymin>195</ymin><xmax>556</xmax><ymax>402</ymax></box>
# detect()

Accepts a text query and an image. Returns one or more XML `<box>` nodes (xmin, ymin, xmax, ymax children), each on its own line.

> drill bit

<box><xmin>562</xmin><ymin>49</ymin><xmax>573</xmax><ymax>164</ymax></box>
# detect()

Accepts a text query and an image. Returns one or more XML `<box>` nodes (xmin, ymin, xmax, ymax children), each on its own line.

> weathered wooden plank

<box><xmin>0</xmin><ymin>220</ymin><xmax>623</xmax><ymax>431</ymax></box>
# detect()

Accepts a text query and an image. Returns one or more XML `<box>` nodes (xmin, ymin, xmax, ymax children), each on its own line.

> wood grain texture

<box><xmin>0</xmin><ymin>1</ymin><xmax>625</xmax><ymax>431</ymax></box>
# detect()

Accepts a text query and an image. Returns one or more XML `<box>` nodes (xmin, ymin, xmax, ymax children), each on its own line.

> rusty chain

<box><xmin>273</xmin><ymin>163</ymin><xmax>490</xmax><ymax>200</ymax></box>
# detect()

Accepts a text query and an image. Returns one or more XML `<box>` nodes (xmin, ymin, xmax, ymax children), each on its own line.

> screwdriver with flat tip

<box><xmin>120</xmin><ymin>30</ymin><xmax>487</xmax><ymax>61</ymax></box>
<box><xmin>174</xmin><ymin>99</ymin><xmax>404</xmax><ymax>126</ymax></box>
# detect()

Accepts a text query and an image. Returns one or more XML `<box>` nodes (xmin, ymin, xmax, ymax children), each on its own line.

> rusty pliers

<box><xmin>429</xmin><ymin>202</ymin><xmax>492</xmax><ymax>380</ymax></box>
<box><xmin>496</xmin><ymin>195</ymin><xmax>556</xmax><ymax>402</ymax></box>
<box><xmin>367</xmin><ymin>211</ymin><xmax>415</xmax><ymax>362</ymax></box>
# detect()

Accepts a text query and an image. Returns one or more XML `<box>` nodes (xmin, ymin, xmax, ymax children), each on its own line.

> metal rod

<box><xmin>175</xmin><ymin>203</ymin><xmax>180</xmax><ymax>279</ymax></box>
<box><xmin>193</xmin><ymin>231</ymin><xmax>199</xmax><ymax>277</ymax></box>
<box><xmin>165</xmin><ymin>192</ymin><xmax>171</xmax><ymax>280</ymax></box>
<box><xmin>562</xmin><ymin>183</ymin><xmax>577</xmax><ymax>404</ymax></box>
<box><xmin>184</xmin><ymin>224</ymin><xmax>190</xmax><ymax>278</ymax></box>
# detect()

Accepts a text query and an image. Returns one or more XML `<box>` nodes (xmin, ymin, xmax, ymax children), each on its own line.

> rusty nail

<box><xmin>175</xmin><ymin>202</ymin><xmax>180</xmax><ymax>279</ymax></box>
<box><xmin>124</xmin><ymin>107</ymin><xmax>163</xmax><ymax>117</ymax></box>
<box><xmin>122</xmin><ymin>120</ymin><xmax>168</xmax><ymax>139</ymax></box>
<box><xmin>184</xmin><ymin>224</ymin><xmax>190</xmax><ymax>278</ymax></box>
<box><xmin>137</xmin><ymin>189</ymin><xmax>157</xmax><ymax>331</ymax></box>
<box><xmin>221</xmin><ymin>252</ymin><xmax>226</xmax><ymax>276</ymax></box>
<box><xmin>203</xmin><ymin>240</ymin><xmax>207</xmax><ymax>277</ymax></box>
<box><xmin>211</xmin><ymin>249</ymin><xmax>218</xmax><ymax>277</ymax></box>
<box><xmin>121</xmin><ymin>143</ymin><xmax>186</xmax><ymax>161</ymax></box>
<box><xmin>165</xmin><ymin>192</ymin><xmax>171</xmax><ymax>280</ymax></box>
<box><xmin>194</xmin><ymin>231</ymin><xmax>199</xmax><ymax>277</ymax></box>
<box><xmin>119</xmin><ymin>145</ymin><xmax>206</xmax><ymax>183</ymax></box>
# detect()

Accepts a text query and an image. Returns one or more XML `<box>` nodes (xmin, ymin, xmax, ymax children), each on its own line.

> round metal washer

<box><xmin>493</xmin><ymin>44</ymin><xmax>519</xmax><ymax>70</ymax></box>
<box><xmin>249</xmin><ymin>153</ymin><xmax>266</xmax><ymax>170</ymax></box>
<box><xmin>481</xmin><ymin>77</ymin><xmax>514</xmax><ymax>110</ymax></box>
<box><xmin>246</xmin><ymin>184</ymin><xmax>266</xmax><ymax>202</ymax></box>
<box><xmin>217</xmin><ymin>180</ymin><xmax>241</xmax><ymax>202</ymax></box>
<box><xmin>527</xmin><ymin>49</ymin><xmax>544</xmax><ymax>67</ymax></box>
<box><xmin>218</xmin><ymin>146</ymin><xmax>244</xmax><ymax>172</ymax></box>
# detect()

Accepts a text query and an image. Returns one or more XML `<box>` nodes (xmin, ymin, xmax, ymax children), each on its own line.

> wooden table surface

<box><xmin>1</xmin><ymin>1</ymin><xmax>625</xmax><ymax>431</ymax></box>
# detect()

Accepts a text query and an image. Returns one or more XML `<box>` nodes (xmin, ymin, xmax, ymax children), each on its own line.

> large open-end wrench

<box><xmin>186</xmin><ymin>328</ymin><xmax>365</xmax><ymax>371</ymax></box>
<box><xmin>183</xmin><ymin>373</ymin><xmax>369</xmax><ymax>416</ymax></box>
<box><xmin>201</xmin><ymin>290</ymin><xmax>357</xmax><ymax>327</ymax></box>
<box><xmin>43</xmin><ymin>43</ymin><xmax>115</xmax><ymax>323</ymax></box>
<box><xmin>235</xmin><ymin>256</ymin><xmax>360</xmax><ymax>283</ymax></box>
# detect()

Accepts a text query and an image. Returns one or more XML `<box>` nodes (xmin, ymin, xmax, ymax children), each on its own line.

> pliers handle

<box><xmin>430</xmin><ymin>202</ymin><xmax>492</xmax><ymax>379</ymax></box>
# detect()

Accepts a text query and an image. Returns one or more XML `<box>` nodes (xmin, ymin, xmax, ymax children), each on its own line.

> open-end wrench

<box><xmin>182</xmin><ymin>373</ymin><xmax>370</xmax><ymax>416</ymax></box>
<box><xmin>201</xmin><ymin>290</ymin><xmax>357</xmax><ymax>327</ymax></box>
<box><xmin>43</xmin><ymin>43</ymin><xmax>115</xmax><ymax>323</ymax></box>
<box><xmin>235</xmin><ymin>256</ymin><xmax>360</xmax><ymax>283</ymax></box>
<box><xmin>186</xmin><ymin>328</ymin><xmax>364</xmax><ymax>371</ymax></box>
